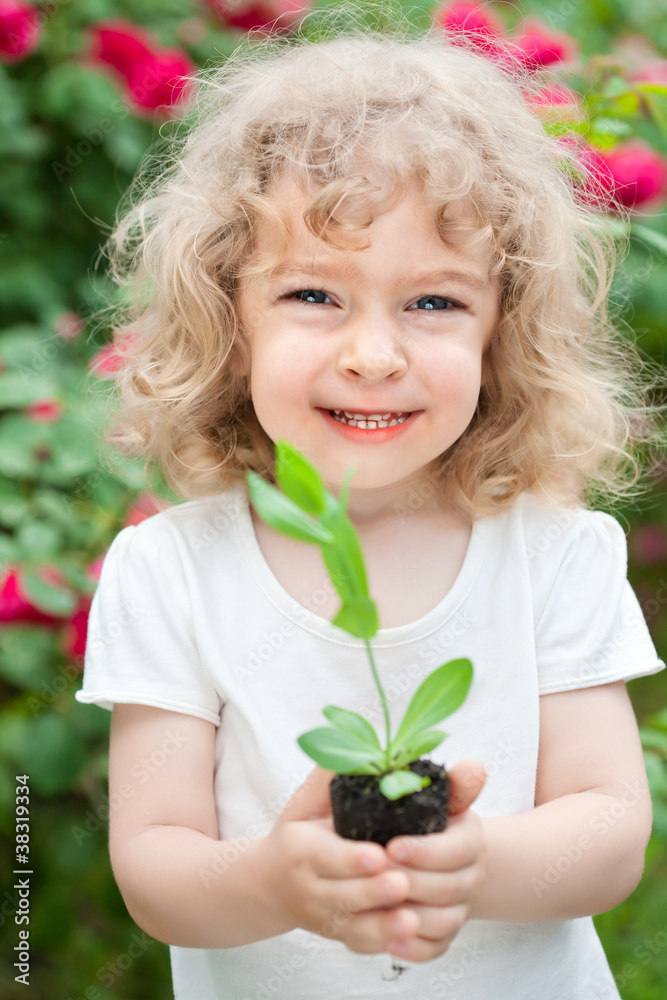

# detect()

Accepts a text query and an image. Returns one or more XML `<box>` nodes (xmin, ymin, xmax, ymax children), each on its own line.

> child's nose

<box><xmin>335</xmin><ymin>311</ymin><xmax>409</xmax><ymax>382</ymax></box>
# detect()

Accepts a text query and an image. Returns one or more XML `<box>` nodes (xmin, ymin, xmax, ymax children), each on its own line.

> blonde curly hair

<box><xmin>90</xmin><ymin>5</ymin><xmax>665</xmax><ymax>520</ymax></box>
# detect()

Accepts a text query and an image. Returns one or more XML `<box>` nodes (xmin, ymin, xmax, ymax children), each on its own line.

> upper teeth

<box><xmin>331</xmin><ymin>409</ymin><xmax>411</xmax><ymax>428</ymax></box>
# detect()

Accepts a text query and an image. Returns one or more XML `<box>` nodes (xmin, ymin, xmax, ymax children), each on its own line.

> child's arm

<box><xmin>108</xmin><ymin>703</ymin><xmax>418</xmax><ymax>951</ymax></box>
<box><xmin>383</xmin><ymin>680</ymin><xmax>652</xmax><ymax>962</ymax></box>
<box><xmin>472</xmin><ymin>679</ymin><xmax>652</xmax><ymax>918</ymax></box>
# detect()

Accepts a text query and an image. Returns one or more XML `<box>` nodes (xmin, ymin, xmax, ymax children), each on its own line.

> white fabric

<box><xmin>76</xmin><ymin>485</ymin><xmax>664</xmax><ymax>1000</ymax></box>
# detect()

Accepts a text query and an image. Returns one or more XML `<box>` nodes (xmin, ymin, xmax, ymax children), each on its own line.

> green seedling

<box><xmin>246</xmin><ymin>440</ymin><xmax>473</xmax><ymax>800</ymax></box>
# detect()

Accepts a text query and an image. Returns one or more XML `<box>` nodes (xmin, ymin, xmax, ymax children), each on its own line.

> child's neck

<box><xmin>342</xmin><ymin>481</ymin><xmax>466</xmax><ymax>536</ymax></box>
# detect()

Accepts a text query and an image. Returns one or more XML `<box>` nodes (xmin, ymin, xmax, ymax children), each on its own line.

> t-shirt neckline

<box><xmin>232</xmin><ymin>483</ymin><xmax>491</xmax><ymax>647</ymax></box>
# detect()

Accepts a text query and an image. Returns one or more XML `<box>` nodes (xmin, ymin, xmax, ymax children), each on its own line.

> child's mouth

<box><xmin>317</xmin><ymin>408</ymin><xmax>420</xmax><ymax>441</ymax></box>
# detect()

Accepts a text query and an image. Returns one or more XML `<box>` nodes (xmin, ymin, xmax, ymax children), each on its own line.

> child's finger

<box><xmin>385</xmin><ymin>811</ymin><xmax>484</xmax><ymax>872</ymax></box>
<box><xmin>447</xmin><ymin>759</ymin><xmax>487</xmax><ymax>814</ymax></box>
<box><xmin>332</xmin><ymin>906</ymin><xmax>420</xmax><ymax>955</ymax></box>
<box><xmin>315</xmin><ymin>866</ymin><xmax>411</xmax><ymax>918</ymax></box>
<box><xmin>382</xmin><ymin>864</ymin><xmax>480</xmax><ymax>907</ymax></box>
<box><xmin>387</xmin><ymin>903</ymin><xmax>469</xmax><ymax>963</ymax></box>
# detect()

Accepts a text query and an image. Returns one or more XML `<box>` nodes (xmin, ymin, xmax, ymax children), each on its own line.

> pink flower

<box><xmin>60</xmin><ymin>597</ymin><xmax>91</xmax><ymax>665</ymax></box>
<box><xmin>512</xmin><ymin>20</ymin><xmax>575</xmax><ymax>70</ymax></box>
<box><xmin>24</xmin><ymin>399</ymin><xmax>63</xmax><ymax>423</ymax></box>
<box><xmin>86</xmin><ymin>20</ymin><xmax>154</xmax><ymax>77</ymax></box>
<box><xmin>124</xmin><ymin>49</ymin><xmax>196</xmax><ymax>114</ymax></box>
<box><xmin>567</xmin><ymin>139</ymin><xmax>667</xmax><ymax>213</ymax></box>
<box><xmin>205</xmin><ymin>0</ymin><xmax>311</xmax><ymax>34</ymax></box>
<box><xmin>0</xmin><ymin>0</ymin><xmax>41</xmax><ymax>63</ymax></box>
<box><xmin>527</xmin><ymin>83</ymin><xmax>581</xmax><ymax>121</ymax></box>
<box><xmin>433</xmin><ymin>1</ymin><xmax>505</xmax><ymax>56</ymax></box>
<box><xmin>54</xmin><ymin>312</ymin><xmax>85</xmax><ymax>342</ymax></box>
<box><xmin>632</xmin><ymin>60</ymin><xmax>667</xmax><ymax>86</ymax></box>
<box><xmin>123</xmin><ymin>492</ymin><xmax>170</xmax><ymax>527</ymax></box>
<box><xmin>85</xmin><ymin>21</ymin><xmax>196</xmax><ymax>115</ymax></box>
<box><xmin>562</xmin><ymin>140</ymin><xmax>616</xmax><ymax>211</ymax></box>
<box><xmin>0</xmin><ymin>566</ymin><xmax>65</xmax><ymax>626</ymax></box>
<box><xmin>88</xmin><ymin>332</ymin><xmax>139</xmax><ymax>378</ymax></box>
<box><xmin>602</xmin><ymin>140</ymin><xmax>667</xmax><ymax>210</ymax></box>
<box><xmin>629</xmin><ymin>523</ymin><xmax>667</xmax><ymax>566</ymax></box>
<box><xmin>85</xmin><ymin>555</ymin><xmax>105</xmax><ymax>584</ymax></box>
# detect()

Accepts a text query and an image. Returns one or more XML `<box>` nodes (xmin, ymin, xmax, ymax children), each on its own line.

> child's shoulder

<box><xmin>119</xmin><ymin>483</ymin><xmax>247</xmax><ymax>556</ymax></box>
<box><xmin>506</xmin><ymin>492</ymin><xmax>628</xmax><ymax>591</ymax></box>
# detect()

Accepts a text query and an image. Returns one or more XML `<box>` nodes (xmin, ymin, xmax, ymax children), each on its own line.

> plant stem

<box><xmin>363</xmin><ymin>638</ymin><xmax>392</xmax><ymax>757</ymax></box>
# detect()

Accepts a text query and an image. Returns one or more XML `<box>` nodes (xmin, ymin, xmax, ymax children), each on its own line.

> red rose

<box><xmin>512</xmin><ymin>20</ymin><xmax>575</xmax><ymax>71</ymax></box>
<box><xmin>124</xmin><ymin>49</ymin><xmax>196</xmax><ymax>113</ymax></box>
<box><xmin>85</xmin><ymin>21</ymin><xmax>196</xmax><ymax>116</ymax></box>
<box><xmin>603</xmin><ymin>140</ymin><xmax>667</xmax><ymax>210</ymax></box>
<box><xmin>205</xmin><ymin>0</ymin><xmax>311</xmax><ymax>34</ymax></box>
<box><xmin>527</xmin><ymin>83</ymin><xmax>581</xmax><ymax>121</ymax></box>
<box><xmin>24</xmin><ymin>399</ymin><xmax>63</xmax><ymax>423</ymax></box>
<box><xmin>0</xmin><ymin>567</ymin><xmax>64</xmax><ymax>626</ymax></box>
<box><xmin>60</xmin><ymin>597</ymin><xmax>92</xmax><ymax>664</ymax></box>
<box><xmin>88</xmin><ymin>332</ymin><xmax>140</xmax><ymax>378</ymax></box>
<box><xmin>433</xmin><ymin>0</ymin><xmax>504</xmax><ymax>44</ymax></box>
<box><xmin>86</xmin><ymin>20</ymin><xmax>154</xmax><ymax>78</ymax></box>
<box><xmin>0</xmin><ymin>0</ymin><xmax>41</xmax><ymax>63</ymax></box>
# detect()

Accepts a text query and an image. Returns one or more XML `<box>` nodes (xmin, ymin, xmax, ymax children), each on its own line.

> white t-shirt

<box><xmin>75</xmin><ymin>484</ymin><xmax>665</xmax><ymax>1000</ymax></box>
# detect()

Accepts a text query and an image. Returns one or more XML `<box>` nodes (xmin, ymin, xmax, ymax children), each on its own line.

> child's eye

<box><xmin>408</xmin><ymin>295</ymin><xmax>463</xmax><ymax>312</ymax></box>
<box><xmin>282</xmin><ymin>288</ymin><xmax>331</xmax><ymax>305</ymax></box>
<box><xmin>280</xmin><ymin>289</ymin><xmax>465</xmax><ymax>311</ymax></box>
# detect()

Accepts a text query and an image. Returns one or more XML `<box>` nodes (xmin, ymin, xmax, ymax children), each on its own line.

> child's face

<box><xmin>235</xmin><ymin>174</ymin><xmax>499</xmax><ymax>521</ymax></box>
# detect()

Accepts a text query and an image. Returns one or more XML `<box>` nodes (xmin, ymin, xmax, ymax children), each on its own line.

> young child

<box><xmin>76</xmin><ymin>14</ymin><xmax>665</xmax><ymax>1000</ymax></box>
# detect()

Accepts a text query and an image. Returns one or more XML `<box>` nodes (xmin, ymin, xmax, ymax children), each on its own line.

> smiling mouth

<box><xmin>325</xmin><ymin>409</ymin><xmax>414</xmax><ymax>429</ymax></box>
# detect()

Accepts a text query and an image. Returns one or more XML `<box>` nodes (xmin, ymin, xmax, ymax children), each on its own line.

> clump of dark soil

<box><xmin>330</xmin><ymin>759</ymin><xmax>449</xmax><ymax>847</ymax></box>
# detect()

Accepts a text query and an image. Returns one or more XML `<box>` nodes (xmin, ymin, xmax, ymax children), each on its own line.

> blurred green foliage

<box><xmin>0</xmin><ymin>1</ymin><xmax>666</xmax><ymax>997</ymax></box>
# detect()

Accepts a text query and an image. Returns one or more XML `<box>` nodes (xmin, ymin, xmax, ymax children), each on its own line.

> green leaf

<box><xmin>274</xmin><ymin>439</ymin><xmax>327</xmax><ymax>516</ymax></box>
<box><xmin>246</xmin><ymin>471</ymin><xmax>335</xmax><ymax>545</ymax></box>
<box><xmin>331</xmin><ymin>596</ymin><xmax>379</xmax><ymax>639</ymax></box>
<box><xmin>297</xmin><ymin>726</ymin><xmax>385</xmax><ymax>774</ymax></box>
<box><xmin>635</xmin><ymin>83</ymin><xmax>667</xmax><ymax>97</ymax></box>
<box><xmin>320</xmin><ymin>494</ymin><xmax>370</xmax><ymax>599</ymax></box>
<box><xmin>322</xmin><ymin>706</ymin><xmax>382</xmax><ymax>749</ymax></box>
<box><xmin>20</xmin><ymin>569</ymin><xmax>77</xmax><ymax>616</ymax></box>
<box><xmin>391</xmin><ymin>658</ymin><xmax>472</xmax><ymax>753</ymax></box>
<box><xmin>379</xmin><ymin>769</ymin><xmax>431</xmax><ymax>800</ymax></box>
<box><xmin>390</xmin><ymin>729</ymin><xmax>447</xmax><ymax>770</ymax></box>
<box><xmin>0</xmin><ymin>371</ymin><xmax>60</xmax><ymax>408</ymax></box>
<box><xmin>630</xmin><ymin>223</ymin><xmax>667</xmax><ymax>257</ymax></box>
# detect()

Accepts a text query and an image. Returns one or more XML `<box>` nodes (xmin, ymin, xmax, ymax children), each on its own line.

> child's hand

<box><xmin>383</xmin><ymin>759</ymin><xmax>487</xmax><ymax>963</ymax></box>
<box><xmin>259</xmin><ymin>767</ymin><xmax>416</xmax><ymax>955</ymax></box>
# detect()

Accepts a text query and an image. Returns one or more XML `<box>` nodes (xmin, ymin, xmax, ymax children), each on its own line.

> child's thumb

<box><xmin>278</xmin><ymin>766</ymin><xmax>336</xmax><ymax>823</ymax></box>
<box><xmin>447</xmin><ymin>759</ymin><xmax>487</xmax><ymax>815</ymax></box>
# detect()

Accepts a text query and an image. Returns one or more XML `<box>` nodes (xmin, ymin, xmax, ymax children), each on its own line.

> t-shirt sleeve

<box><xmin>534</xmin><ymin>510</ymin><xmax>665</xmax><ymax>694</ymax></box>
<box><xmin>75</xmin><ymin>521</ymin><xmax>223</xmax><ymax>724</ymax></box>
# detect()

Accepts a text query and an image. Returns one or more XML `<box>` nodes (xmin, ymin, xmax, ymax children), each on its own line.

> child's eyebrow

<box><xmin>270</xmin><ymin>260</ymin><xmax>487</xmax><ymax>292</ymax></box>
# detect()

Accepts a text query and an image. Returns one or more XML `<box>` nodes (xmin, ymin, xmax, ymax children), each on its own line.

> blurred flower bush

<box><xmin>0</xmin><ymin>0</ymin><xmax>666</xmax><ymax>996</ymax></box>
